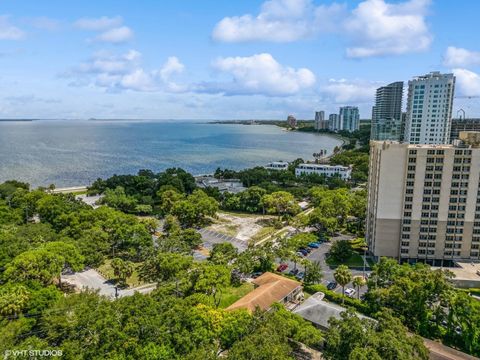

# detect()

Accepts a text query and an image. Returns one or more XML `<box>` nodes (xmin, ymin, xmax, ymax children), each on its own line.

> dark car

<box><xmin>327</xmin><ymin>281</ymin><xmax>337</xmax><ymax>290</ymax></box>
<box><xmin>298</xmin><ymin>249</ymin><xmax>308</xmax><ymax>256</ymax></box>
<box><xmin>251</xmin><ymin>272</ymin><xmax>263</xmax><ymax>279</ymax></box>
<box><xmin>296</xmin><ymin>271</ymin><xmax>305</xmax><ymax>280</ymax></box>
<box><xmin>276</xmin><ymin>264</ymin><xmax>288</xmax><ymax>272</ymax></box>
<box><xmin>289</xmin><ymin>268</ymin><xmax>299</xmax><ymax>276</ymax></box>
<box><xmin>308</xmin><ymin>242</ymin><xmax>320</xmax><ymax>248</ymax></box>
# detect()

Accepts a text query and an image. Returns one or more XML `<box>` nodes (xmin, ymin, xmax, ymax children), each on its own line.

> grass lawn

<box><xmin>326</xmin><ymin>252</ymin><xmax>366</xmax><ymax>268</ymax></box>
<box><xmin>217</xmin><ymin>210</ymin><xmax>260</xmax><ymax>218</ymax></box>
<box><xmin>97</xmin><ymin>259</ymin><xmax>146</xmax><ymax>288</ymax></box>
<box><xmin>250</xmin><ymin>226</ymin><xmax>276</xmax><ymax>244</ymax></box>
<box><xmin>218</xmin><ymin>282</ymin><xmax>254</xmax><ymax>308</ymax></box>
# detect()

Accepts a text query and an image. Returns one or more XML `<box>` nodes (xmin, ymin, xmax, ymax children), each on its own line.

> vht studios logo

<box><xmin>4</xmin><ymin>349</ymin><xmax>63</xmax><ymax>358</ymax></box>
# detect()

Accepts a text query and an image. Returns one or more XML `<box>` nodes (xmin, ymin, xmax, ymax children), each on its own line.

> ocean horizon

<box><xmin>0</xmin><ymin>120</ymin><xmax>342</xmax><ymax>188</ymax></box>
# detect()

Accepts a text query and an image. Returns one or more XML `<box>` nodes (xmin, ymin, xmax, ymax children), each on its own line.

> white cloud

<box><xmin>0</xmin><ymin>15</ymin><xmax>25</xmax><ymax>40</ymax></box>
<box><xmin>94</xmin><ymin>26</ymin><xmax>133</xmax><ymax>43</ymax></box>
<box><xmin>212</xmin><ymin>0</ymin><xmax>432</xmax><ymax>58</ymax></box>
<box><xmin>212</xmin><ymin>0</ymin><xmax>344</xmax><ymax>42</ymax></box>
<box><xmin>197</xmin><ymin>53</ymin><xmax>315</xmax><ymax>96</ymax></box>
<box><xmin>322</xmin><ymin>78</ymin><xmax>379</xmax><ymax>103</ymax></box>
<box><xmin>443</xmin><ymin>47</ymin><xmax>480</xmax><ymax>68</ymax></box>
<box><xmin>74</xmin><ymin>16</ymin><xmax>123</xmax><ymax>31</ymax></box>
<box><xmin>66</xmin><ymin>50</ymin><xmax>187</xmax><ymax>93</ymax></box>
<box><xmin>453</xmin><ymin>68</ymin><xmax>480</xmax><ymax>97</ymax></box>
<box><xmin>159</xmin><ymin>57</ymin><xmax>188</xmax><ymax>92</ymax></box>
<box><xmin>345</xmin><ymin>0</ymin><xmax>432</xmax><ymax>58</ymax></box>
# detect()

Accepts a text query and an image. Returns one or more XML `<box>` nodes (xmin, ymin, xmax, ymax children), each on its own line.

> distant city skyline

<box><xmin>1</xmin><ymin>0</ymin><xmax>479</xmax><ymax>119</ymax></box>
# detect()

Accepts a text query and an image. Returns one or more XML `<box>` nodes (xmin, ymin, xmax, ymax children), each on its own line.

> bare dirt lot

<box><xmin>207</xmin><ymin>211</ymin><xmax>275</xmax><ymax>242</ymax></box>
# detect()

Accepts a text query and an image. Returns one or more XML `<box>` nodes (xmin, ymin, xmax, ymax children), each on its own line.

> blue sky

<box><xmin>0</xmin><ymin>0</ymin><xmax>479</xmax><ymax>119</ymax></box>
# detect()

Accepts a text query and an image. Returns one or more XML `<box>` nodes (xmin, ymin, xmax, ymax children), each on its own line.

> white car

<box><xmin>345</xmin><ymin>288</ymin><xmax>356</xmax><ymax>297</ymax></box>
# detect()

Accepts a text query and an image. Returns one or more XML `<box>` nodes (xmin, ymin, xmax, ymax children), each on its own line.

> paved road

<box><xmin>62</xmin><ymin>269</ymin><xmax>156</xmax><ymax>299</ymax></box>
<box><xmin>198</xmin><ymin>228</ymin><xmax>248</xmax><ymax>252</ymax></box>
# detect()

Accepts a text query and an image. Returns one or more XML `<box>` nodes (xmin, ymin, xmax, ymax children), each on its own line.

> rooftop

<box><xmin>293</xmin><ymin>292</ymin><xmax>372</xmax><ymax>329</ymax></box>
<box><xmin>226</xmin><ymin>272</ymin><xmax>301</xmax><ymax>312</ymax></box>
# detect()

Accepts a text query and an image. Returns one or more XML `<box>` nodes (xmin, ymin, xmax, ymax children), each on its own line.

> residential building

<box><xmin>404</xmin><ymin>72</ymin><xmax>455</xmax><ymax>145</ymax></box>
<box><xmin>366</xmin><ymin>132</ymin><xmax>480</xmax><ymax>265</ymax></box>
<box><xmin>339</xmin><ymin>106</ymin><xmax>360</xmax><ymax>132</ymax></box>
<box><xmin>295</xmin><ymin>163</ymin><xmax>351</xmax><ymax>180</ymax></box>
<box><xmin>287</xmin><ymin>115</ymin><xmax>297</xmax><ymax>128</ymax></box>
<box><xmin>450</xmin><ymin>118</ymin><xmax>480</xmax><ymax>142</ymax></box>
<box><xmin>371</xmin><ymin>81</ymin><xmax>404</xmax><ymax>141</ymax></box>
<box><xmin>293</xmin><ymin>292</ymin><xmax>372</xmax><ymax>330</ymax></box>
<box><xmin>314</xmin><ymin>111</ymin><xmax>328</xmax><ymax>130</ymax></box>
<box><xmin>226</xmin><ymin>272</ymin><xmax>302</xmax><ymax>312</ymax></box>
<box><xmin>329</xmin><ymin>113</ymin><xmax>340</xmax><ymax>131</ymax></box>
<box><xmin>265</xmin><ymin>161</ymin><xmax>289</xmax><ymax>171</ymax></box>
<box><xmin>294</xmin><ymin>292</ymin><xmax>476</xmax><ymax>360</ymax></box>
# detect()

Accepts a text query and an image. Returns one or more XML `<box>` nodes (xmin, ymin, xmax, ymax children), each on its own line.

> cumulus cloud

<box><xmin>212</xmin><ymin>0</ymin><xmax>432</xmax><ymax>58</ymax></box>
<box><xmin>65</xmin><ymin>49</ymin><xmax>187</xmax><ymax>93</ymax></box>
<box><xmin>0</xmin><ymin>15</ymin><xmax>25</xmax><ymax>40</ymax></box>
<box><xmin>453</xmin><ymin>68</ymin><xmax>480</xmax><ymax>97</ymax></box>
<box><xmin>443</xmin><ymin>47</ymin><xmax>480</xmax><ymax>68</ymax></box>
<box><xmin>197</xmin><ymin>53</ymin><xmax>315</xmax><ymax>96</ymax></box>
<box><xmin>345</xmin><ymin>0</ymin><xmax>432</xmax><ymax>58</ymax></box>
<box><xmin>321</xmin><ymin>78</ymin><xmax>379</xmax><ymax>103</ymax></box>
<box><xmin>94</xmin><ymin>26</ymin><xmax>133</xmax><ymax>44</ymax></box>
<box><xmin>74</xmin><ymin>16</ymin><xmax>123</xmax><ymax>31</ymax></box>
<box><xmin>212</xmin><ymin>0</ymin><xmax>344</xmax><ymax>42</ymax></box>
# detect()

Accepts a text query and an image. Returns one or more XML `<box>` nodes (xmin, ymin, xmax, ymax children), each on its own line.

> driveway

<box><xmin>62</xmin><ymin>269</ymin><xmax>156</xmax><ymax>299</ymax></box>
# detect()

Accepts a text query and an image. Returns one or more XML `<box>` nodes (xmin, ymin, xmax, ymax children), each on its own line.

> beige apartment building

<box><xmin>366</xmin><ymin>132</ymin><xmax>480</xmax><ymax>265</ymax></box>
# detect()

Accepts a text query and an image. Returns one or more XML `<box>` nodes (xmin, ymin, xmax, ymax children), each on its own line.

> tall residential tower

<box><xmin>366</xmin><ymin>133</ymin><xmax>480</xmax><ymax>265</ymax></box>
<box><xmin>404</xmin><ymin>72</ymin><xmax>455</xmax><ymax>145</ymax></box>
<box><xmin>339</xmin><ymin>106</ymin><xmax>360</xmax><ymax>132</ymax></box>
<box><xmin>371</xmin><ymin>81</ymin><xmax>404</xmax><ymax>141</ymax></box>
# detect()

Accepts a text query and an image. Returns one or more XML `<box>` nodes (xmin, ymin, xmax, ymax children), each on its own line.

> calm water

<box><xmin>0</xmin><ymin>120</ymin><xmax>341</xmax><ymax>187</ymax></box>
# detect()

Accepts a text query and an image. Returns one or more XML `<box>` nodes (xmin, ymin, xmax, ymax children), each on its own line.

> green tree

<box><xmin>208</xmin><ymin>243</ymin><xmax>238</xmax><ymax>265</ymax></box>
<box><xmin>324</xmin><ymin>309</ymin><xmax>428</xmax><ymax>360</ymax></box>
<box><xmin>139</xmin><ymin>252</ymin><xmax>192</xmax><ymax>283</ymax></box>
<box><xmin>111</xmin><ymin>258</ymin><xmax>135</xmax><ymax>285</ymax></box>
<box><xmin>352</xmin><ymin>276</ymin><xmax>366</xmax><ymax>300</ymax></box>
<box><xmin>329</xmin><ymin>240</ymin><xmax>353</xmax><ymax>262</ymax></box>
<box><xmin>304</xmin><ymin>261</ymin><xmax>322</xmax><ymax>285</ymax></box>
<box><xmin>334</xmin><ymin>265</ymin><xmax>352</xmax><ymax>303</ymax></box>
<box><xmin>261</xmin><ymin>191</ymin><xmax>300</xmax><ymax>219</ymax></box>
<box><xmin>0</xmin><ymin>284</ymin><xmax>30</xmax><ymax>317</ymax></box>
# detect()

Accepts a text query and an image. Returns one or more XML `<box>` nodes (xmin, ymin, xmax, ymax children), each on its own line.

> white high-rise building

<box><xmin>404</xmin><ymin>72</ymin><xmax>455</xmax><ymax>145</ymax></box>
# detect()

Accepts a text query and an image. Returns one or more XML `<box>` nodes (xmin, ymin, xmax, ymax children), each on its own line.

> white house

<box><xmin>295</xmin><ymin>163</ymin><xmax>351</xmax><ymax>180</ymax></box>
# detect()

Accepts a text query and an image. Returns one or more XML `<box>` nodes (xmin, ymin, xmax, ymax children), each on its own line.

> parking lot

<box><xmin>198</xmin><ymin>228</ymin><xmax>248</xmax><ymax>252</ymax></box>
<box><xmin>279</xmin><ymin>240</ymin><xmax>370</xmax><ymax>299</ymax></box>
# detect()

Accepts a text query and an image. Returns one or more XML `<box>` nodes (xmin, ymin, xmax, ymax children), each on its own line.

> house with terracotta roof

<box><xmin>226</xmin><ymin>272</ymin><xmax>303</xmax><ymax>312</ymax></box>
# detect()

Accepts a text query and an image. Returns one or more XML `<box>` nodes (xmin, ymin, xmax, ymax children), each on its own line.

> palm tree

<box><xmin>334</xmin><ymin>265</ymin><xmax>352</xmax><ymax>303</ymax></box>
<box><xmin>352</xmin><ymin>276</ymin><xmax>366</xmax><ymax>300</ymax></box>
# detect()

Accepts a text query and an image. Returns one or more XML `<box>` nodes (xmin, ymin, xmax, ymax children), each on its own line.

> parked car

<box><xmin>308</xmin><ymin>242</ymin><xmax>320</xmax><ymax>248</ymax></box>
<box><xmin>345</xmin><ymin>288</ymin><xmax>356</xmax><ymax>297</ymax></box>
<box><xmin>289</xmin><ymin>268</ymin><xmax>299</xmax><ymax>276</ymax></box>
<box><xmin>326</xmin><ymin>281</ymin><xmax>337</xmax><ymax>290</ymax></box>
<box><xmin>251</xmin><ymin>272</ymin><xmax>263</xmax><ymax>279</ymax></box>
<box><xmin>296</xmin><ymin>271</ymin><xmax>305</xmax><ymax>280</ymax></box>
<box><xmin>298</xmin><ymin>249</ymin><xmax>308</xmax><ymax>256</ymax></box>
<box><xmin>296</xmin><ymin>251</ymin><xmax>306</xmax><ymax>257</ymax></box>
<box><xmin>276</xmin><ymin>264</ymin><xmax>288</xmax><ymax>272</ymax></box>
